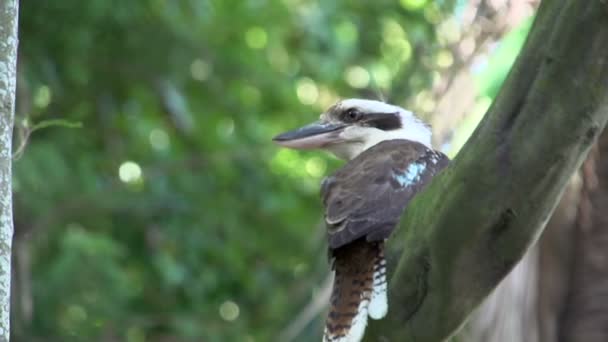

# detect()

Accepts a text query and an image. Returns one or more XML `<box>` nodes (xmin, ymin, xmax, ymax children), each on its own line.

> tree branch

<box><xmin>367</xmin><ymin>0</ymin><xmax>608</xmax><ymax>341</ymax></box>
<box><xmin>0</xmin><ymin>0</ymin><xmax>18</xmax><ymax>340</ymax></box>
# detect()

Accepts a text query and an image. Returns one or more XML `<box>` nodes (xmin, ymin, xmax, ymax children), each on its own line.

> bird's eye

<box><xmin>345</xmin><ymin>108</ymin><xmax>360</xmax><ymax>121</ymax></box>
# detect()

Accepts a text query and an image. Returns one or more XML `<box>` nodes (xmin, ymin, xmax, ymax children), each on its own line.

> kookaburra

<box><xmin>273</xmin><ymin>99</ymin><xmax>449</xmax><ymax>342</ymax></box>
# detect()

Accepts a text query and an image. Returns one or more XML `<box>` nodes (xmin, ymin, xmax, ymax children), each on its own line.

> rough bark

<box><xmin>557</xmin><ymin>130</ymin><xmax>608</xmax><ymax>342</ymax></box>
<box><xmin>366</xmin><ymin>0</ymin><xmax>608</xmax><ymax>341</ymax></box>
<box><xmin>0</xmin><ymin>0</ymin><xmax>18</xmax><ymax>341</ymax></box>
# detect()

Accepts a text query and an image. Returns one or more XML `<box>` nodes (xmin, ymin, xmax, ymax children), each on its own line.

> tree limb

<box><xmin>366</xmin><ymin>0</ymin><xmax>608</xmax><ymax>340</ymax></box>
<box><xmin>0</xmin><ymin>0</ymin><xmax>18</xmax><ymax>340</ymax></box>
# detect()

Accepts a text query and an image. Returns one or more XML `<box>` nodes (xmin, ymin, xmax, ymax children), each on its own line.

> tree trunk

<box><xmin>460</xmin><ymin>173</ymin><xmax>582</xmax><ymax>342</ymax></box>
<box><xmin>366</xmin><ymin>0</ymin><xmax>608</xmax><ymax>341</ymax></box>
<box><xmin>0</xmin><ymin>0</ymin><xmax>19</xmax><ymax>340</ymax></box>
<box><xmin>556</xmin><ymin>129</ymin><xmax>608</xmax><ymax>341</ymax></box>
<box><xmin>461</xmin><ymin>125</ymin><xmax>608</xmax><ymax>342</ymax></box>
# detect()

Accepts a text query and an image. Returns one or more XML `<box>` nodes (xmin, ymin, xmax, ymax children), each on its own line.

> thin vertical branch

<box><xmin>0</xmin><ymin>0</ymin><xmax>19</xmax><ymax>340</ymax></box>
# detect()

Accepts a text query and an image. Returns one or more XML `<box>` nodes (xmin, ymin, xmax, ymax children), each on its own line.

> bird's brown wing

<box><xmin>321</xmin><ymin>139</ymin><xmax>449</xmax><ymax>250</ymax></box>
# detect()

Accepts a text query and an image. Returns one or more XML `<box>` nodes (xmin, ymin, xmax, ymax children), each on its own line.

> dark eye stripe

<box><xmin>363</xmin><ymin>112</ymin><xmax>402</xmax><ymax>131</ymax></box>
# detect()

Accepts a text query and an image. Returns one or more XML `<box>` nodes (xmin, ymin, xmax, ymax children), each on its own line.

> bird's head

<box><xmin>273</xmin><ymin>99</ymin><xmax>432</xmax><ymax>160</ymax></box>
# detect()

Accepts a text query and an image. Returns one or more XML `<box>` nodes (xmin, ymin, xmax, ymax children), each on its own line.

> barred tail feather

<box><xmin>323</xmin><ymin>240</ymin><xmax>379</xmax><ymax>342</ymax></box>
<box><xmin>323</xmin><ymin>298</ymin><xmax>369</xmax><ymax>342</ymax></box>
<box><xmin>369</xmin><ymin>244</ymin><xmax>388</xmax><ymax>319</ymax></box>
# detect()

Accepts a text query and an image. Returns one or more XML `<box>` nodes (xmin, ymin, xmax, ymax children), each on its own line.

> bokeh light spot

<box><xmin>345</xmin><ymin>66</ymin><xmax>370</xmax><ymax>89</ymax></box>
<box><xmin>296</xmin><ymin>78</ymin><xmax>319</xmax><ymax>105</ymax></box>
<box><xmin>437</xmin><ymin>18</ymin><xmax>461</xmax><ymax>44</ymax></box>
<box><xmin>219</xmin><ymin>300</ymin><xmax>240</xmax><ymax>321</ymax></box>
<box><xmin>305</xmin><ymin>157</ymin><xmax>326</xmax><ymax>178</ymax></box>
<box><xmin>119</xmin><ymin>161</ymin><xmax>143</xmax><ymax>183</ymax></box>
<box><xmin>335</xmin><ymin>20</ymin><xmax>358</xmax><ymax>44</ymax></box>
<box><xmin>270</xmin><ymin>149</ymin><xmax>299</xmax><ymax>175</ymax></box>
<box><xmin>190</xmin><ymin>59</ymin><xmax>211</xmax><ymax>81</ymax></box>
<box><xmin>424</xmin><ymin>4</ymin><xmax>442</xmax><ymax>23</ymax></box>
<box><xmin>459</xmin><ymin>37</ymin><xmax>476</xmax><ymax>58</ymax></box>
<box><xmin>149</xmin><ymin>129</ymin><xmax>170</xmax><ymax>151</ymax></box>
<box><xmin>270</xmin><ymin>149</ymin><xmax>312</xmax><ymax>180</ymax></box>
<box><xmin>394</xmin><ymin>40</ymin><xmax>413</xmax><ymax>62</ymax></box>
<box><xmin>381</xmin><ymin>20</ymin><xmax>412</xmax><ymax>64</ymax></box>
<box><xmin>245</xmin><ymin>27</ymin><xmax>268</xmax><ymax>49</ymax></box>
<box><xmin>371</xmin><ymin>63</ymin><xmax>391</xmax><ymax>89</ymax></box>
<box><xmin>415</xmin><ymin>90</ymin><xmax>435</xmax><ymax>112</ymax></box>
<box><xmin>382</xmin><ymin>19</ymin><xmax>406</xmax><ymax>43</ymax></box>
<box><xmin>317</xmin><ymin>86</ymin><xmax>339</xmax><ymax>110</ymax></box>
<box><xmin>436</xmin><ymin>50</ymin><xmax>454</xmax><ymax>68</ymax></box>
<box><xmin>400</xmin><ymin>0</ymin><xmax>428</xmax><ymax>11</ymax></box>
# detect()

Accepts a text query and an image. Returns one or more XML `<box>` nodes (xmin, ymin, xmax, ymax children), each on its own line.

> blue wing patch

<box><xmin>393</xmin><ymin>162</ymin><xmax>426</xmax><ymax>187</ymax></box>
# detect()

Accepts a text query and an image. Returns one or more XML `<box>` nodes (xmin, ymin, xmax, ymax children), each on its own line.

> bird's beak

<box><xmin>273</xmin><ymin>120</ymin><xmax>346</xmax><ymax>149</ymax></box>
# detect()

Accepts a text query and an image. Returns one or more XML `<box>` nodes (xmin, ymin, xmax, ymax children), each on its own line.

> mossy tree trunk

<box><xmin>366</xmin><ymin>0</ymin><xmax>608</xmax><ymax>341</ymax></box>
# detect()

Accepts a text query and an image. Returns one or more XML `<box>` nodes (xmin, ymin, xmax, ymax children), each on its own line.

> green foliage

<box><xmin>15</xmin><ymin>0</ymin><xmax>454</xmax><ymax>340</ymax></box>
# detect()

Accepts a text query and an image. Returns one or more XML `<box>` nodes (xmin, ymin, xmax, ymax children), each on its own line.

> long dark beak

<box><xmin>272</xmin><ymin>120</ymin><xmax>346</xmax><ymax>149</ymax></box>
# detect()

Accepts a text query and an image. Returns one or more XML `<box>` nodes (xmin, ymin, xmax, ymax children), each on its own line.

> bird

<box><xmin>273</xmin><ymin>99</ymin><xmax>449</xmax><ymax>342</ymax></box>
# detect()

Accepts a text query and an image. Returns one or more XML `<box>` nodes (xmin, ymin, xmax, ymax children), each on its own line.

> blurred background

<box><xmin>13</xmin><ymin>0</ymin><xmax>539</xmax><ymax>341</ymax></box>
